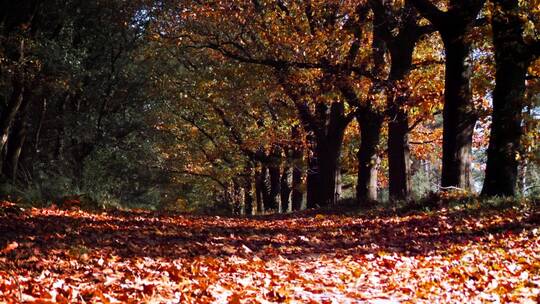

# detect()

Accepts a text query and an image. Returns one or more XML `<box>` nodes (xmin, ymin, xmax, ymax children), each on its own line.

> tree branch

<box><xmin>337</xmin><ymin>78</ymin><xmax>363</xmax><ymax>109</ymax></box>
<box><xmin>304</xmin><ymin>0</ymin><xmax>316</xmax><ymax>35</ymax></box>
<box><xmin>211</xmin><ymin>103</ymin><xmax>268</xmax><ymax>163</ymax></box>
<box><xmin>408</xmin><ymin>0</ymin><xmax>446</xmax><ymax>29</ymax></box>
<box><xmin>168</xmin><ymin>105</ymin><xmax>221</xmax><ymax>149</ymax></box>
<box><xmin>531</xmin><ymin>39</ymin><xmax>540</xmax><ymax>60</ymax></box>
<box><xmin>344</xmin><ymin>5</ymin><xmax>369</xmax><ymax>67</ymax></box>
<box><xmin>412</xmin><ymin>58</ymin><xmax>445</xmax><ymax>69</ymax></box>
<box><xmin>275</xmin><ymin>69</ymin><xmax>322</xmax><ymax>140</ymax></box>
<box><xmin>166</xmin><ymin>168</ymin><xmax>228</xmax><ymax>189</ymax></box>
<box><xmin>369</xmin><ymin>0</ymin><xmax>393</xmax><ymax>42</ymax></box>
<box><xmin>343</xmin><ymin>109</ymin><xmax>358</xmax><ymax>126</ymax></box>
<box><xmin>408</xmin><ymin>110</ymin><xmax>442</xmax><ymax>131</ymax></box>
<box><xmin>410</xmin><ymin>138</ymin><xmax>440</xmax><ymax>145</ymax></box>
<box><xmin>416</xmin><ymin>24</ymin><xmax>436</xmax><ymax>37</ymax></box>
<box><xmin>195</xmin><ymin>42</ymin><xmax>375</xmax><ymax>80</ymax></box>
<box><xmin>276</xmin><ymin>0</ymin><xmax>290</xmax><ymax>16</ymax></box>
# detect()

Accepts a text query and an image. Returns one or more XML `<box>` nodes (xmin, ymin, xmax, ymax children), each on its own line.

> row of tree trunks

<box><xmin>252</xmin><ymin>162</ymin><xmax>301</xmax><ymax>214</ymax></box>
<box><xmin>0</xmin><ymin>26</ymin><xmax>52</xmax><ymax>183</ymax></box>
<box><xmin>277</xmin><ymin>70</ymin><xmax>350</xmax><ymax>209</ymax></box>
<box><xmin>0</xmin><ymin>8</ymin><xmax>42</xmax><ymax>183</ymax></box>
<box><xmin>156</xmin><ymin>0</ymin><xmax>538</xmax><ymax>212</ymax></box>
<box><xmin>250</xmin><ymin>139</ymin><xmax>341</xmax><ymax>215</ymax></box>
<box><xmin>243</xmin><ymin>126</ymin><xmax>306</xmax><ymax>215</ymax></box>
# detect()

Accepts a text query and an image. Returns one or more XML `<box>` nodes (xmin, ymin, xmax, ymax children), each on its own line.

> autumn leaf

<box><xmin>0</xmin><ymin>242</ymin><xmax>18</xmax><ymax>254</ymax></box>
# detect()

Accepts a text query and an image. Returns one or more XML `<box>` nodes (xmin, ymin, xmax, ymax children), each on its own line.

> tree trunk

<box><xmin>226</xmin><ymin>180</ymin><xmax>243</xmax><ymax>215</ymax></box>
<box><xmin>292</xmin><ymin>166</ymin><xmax>303</xmax><ymax>211</ymax></box>
<box><xmin>306</xmin><ymin>133</ymin><xmax>321</xmax><ymax>209</ymax></box>
<box><xmin>268</xmin><ymin>167</ymin><xmax>280</xmax><ymax>212</ymax></box>
<box><xmin>3</xmin><ymin>118</ymin><xmax>28</xmax><ymax>182</ymax></box>
<box><xmin>255</xmin><ymin>167</ymin><xmax>264</xmax><ymax>214</ymax></box>
<box><xmin>244</xmin><ymin>186</ymin><xmax>253</xmax><ymax>215</ymax></box>
<box><xmin>338</xmin><ymin>79</ymin><xmax>381</xmax><ymax>204</ymax></box>
<box><xmin>2</xmin><ymin>85</ymin><xmax>32</xmax><ymax>181</ymax></box>
<box><xmin>0</xmin><ymin>77</ymin><xmax>25</xmax><ymax>156</ymax></box>
<box><xmin>29</xmin><ymin>97</ymin><xmax>47</xmax><ymax>167</ymax></box>
<box><xmin>357</xmin><ymin>111</ymin><xmax>383</xmax><ymax>202</ymax></box>
<box><xmin>72</xmin><ymin>144</ymin><xmax>92</xmax><ymax>188</ymax></box>
<box><xmin>243</xmin><ymin>166</ymin><xmax>254</xmax><ymax>215</ymax></box>
<box><xmin>280</xmin><ymin>165</ymin><xmax>292</xmax><ymax>212</ymax></box>
<box><xmin>387</xmin><ymin>107</ymin><xmax>411</xmax><ymax>200</ymax></box>
<box><xmin>55</xmin><ymin>94</ymin><xmax>69</xmax><ymax>161</ymax></box>
<box><xmin>306</xmin><ymin>139</ymin><xmax>343</xmax><ymax>208</ymax></box>
<box><xmin>440</xmin><ymin>34</ymin><xmax>476</xmax><ymax>191</ymax></box>
<box><xmin>315</xmin><ymin>149</ymin><xmax>334</xmax><ymax>206</ymax></box>
<box><xmin>482</xmin><ymin>0</ymin><xmax>532</xmax><ymax>196</ymax></box>
<box><xmin>408</xmin><ymin>0</ymin><xmax>486</xmax><ymax>192</ymax></box>
<box><xmin>260</xmin><ymin>166</ymin><xmax>273</xmax><ymax>211</ymax></box>
<box><xmin>278</xmin><ymin>73</ymin><xmax>350</xmax><ymax>209</ymax></box>
<box><xmin>257</xmin><ymin>161</ymin><xmax>281</xmax><ymax>213</ymax></box>
<box><xmin>267</xmin><ymin>147</ymin><xmax>281</xmax><ymax>212</ymax></box>
<box><xmin>316</xmin><ymin>141</ymin><xmax>342</xmax><ymax>206</ymax></box>
<box><xmin>387</xmin><ymin>65</ymin><xmax>412</xmax><ymax>201</ymax></box>
<box><xmin>355</xmin><ymin>9</ymin><xmax>387</xmax><ymax>203</ymax></box>
<box><xmin>335</xmin><ymin>168</ymin><xmax>342</xmax><ymax>202</ymax></box>
<box><xmin>231</xmin><ymin>180</ymin><xmax>244</xmax><ymax>215</ymax></box>
<box><xmin>518</xmin><ymin>159</ymin><xmax>527</xmax><ymax>195</ymax></box>
<box><xmin>385</xmin><ymin>26</ymin><xmax>417</xmax><ymax>201</ymax></box>
<box><xmin>291</xmin><ymin>127</ymin><xmax>304</xmax><ymax>211</ymax></box>
<box><xmin>313</xmin><ymin>102</ymin><xmax>347</xmax><ymax>207</ymax></box>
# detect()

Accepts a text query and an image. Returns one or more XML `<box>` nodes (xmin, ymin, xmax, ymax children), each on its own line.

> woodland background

<box><xmin>0</xmin><ymin>0</ymin><xmax>539</xmax><ymax>214</ymax></box>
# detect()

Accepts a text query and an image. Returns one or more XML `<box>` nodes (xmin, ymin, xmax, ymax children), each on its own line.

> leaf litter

<box><xmin>0</xmin><ymin>202</ymin><xmax>539</xmax><ymax>303</ymax></box>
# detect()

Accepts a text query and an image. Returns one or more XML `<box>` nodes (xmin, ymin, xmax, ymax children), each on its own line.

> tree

<box><xmin>482</xmin><ymin>0</ymin><xmax>540</xmax><ymax>196</ymax></box>
<box><xmin>368</xmin><ymin>0</ymin><xmax>435</xmax><ymax>201</ymax></box>
<box><xmin>410</xmin><ymin>0</ymin><xmax>487</xmax><ymax>191</ymax></box>
<box><xmin>0</xmin><ymin>0</ymin><xmax>164</xmax><ymax>206</ymax></box>
<box><xmin>279</xmin><ymin>71</ymin><xmax>354</xmax><ymax>207</ymax></box>
<box><xmin>154</xmin><ymin>1</ymin><xmax>373</xmax><ymax>207</ymax></box>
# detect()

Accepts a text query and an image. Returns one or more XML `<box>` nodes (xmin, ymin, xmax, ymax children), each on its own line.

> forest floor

<box><xmin>0</xmin><ymin>201</ymin><xmax>539</xmax><ymax>303</ymax></box>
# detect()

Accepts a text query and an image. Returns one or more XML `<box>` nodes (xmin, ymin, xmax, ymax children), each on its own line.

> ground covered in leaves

<box><xmin>1</xmin><ymin>202</ymin><xmax>539</xmax><ymax>303</ymax></box>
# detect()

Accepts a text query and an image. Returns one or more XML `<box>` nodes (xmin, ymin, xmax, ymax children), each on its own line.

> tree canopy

<box><xmin>0</xmin><ymin>0</ymin><xmax>538</xmax><ymax>213</ymax></box>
